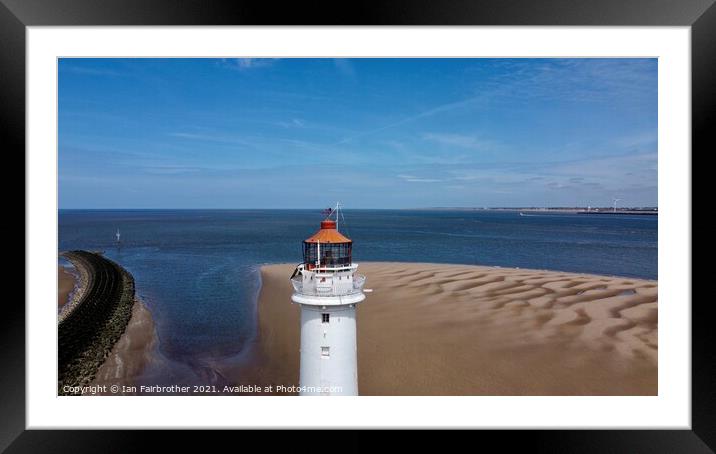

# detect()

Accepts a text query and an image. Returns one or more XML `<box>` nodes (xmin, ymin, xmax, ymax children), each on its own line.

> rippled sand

<box><xmin>253</xmin><ymin>262</ymin><xmax>657</xmax><ymax>395</ymax></box>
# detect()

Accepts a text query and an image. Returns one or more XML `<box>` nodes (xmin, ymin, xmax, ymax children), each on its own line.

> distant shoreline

<box><xmin>57</xmin><ymin>207</ymin><xmax>658</xmax><ymax>213</ymax></box>
<box><xmin>417</xmin><ymin>207</ymin><xmax>658</xmax><ymax>214</ymax></box>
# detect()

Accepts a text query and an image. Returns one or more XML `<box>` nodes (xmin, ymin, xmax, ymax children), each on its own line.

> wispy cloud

<box><xmin>466</xmin><ymin>59</ymin><xmax>657</xmax><ymax>105</ymax></box>
<box><xmin>60</xmin><ymin>65</ymin><xmax>122</xmax><ymax>77</ymax></box>
<box><xmin>337</xmin><ymin>95</ymin><xmax>484</xmax><ymax>144</ymax></box>
<box><xmin>276</xmin><ymin>118</ymin><xmax>306</xmax><ymax>128</ymax></box>
<box><xmin>222</xmin><ymin>58</ymin><xmax>279</xmax><ymax>70</ymax></box>
<box><xmin>334</xmin><ymin>59</ymin><xmax>356</xmax><ymax>77</ymax></box>
<box><xmin>613</xmin><ymin>131</ymin><xmax>658</xmax><ymax>150</ymax></box>
<box><xmin>422</xmin><ymin>133</ymin><xmax>499</xmax><ymax>151</ymax></box>
<box><xmin>59</xmin><ymin>58</ymin><xmax>657</xmax><ymax>208</ymax></box>
<box><xmin>397</xmin><ymin>174</ymin><xmax>442</xmax><ymax>183</ymax></box>
<box><xmin>168</xmin><ymin>132</ymin><xmax>253</xmax><ymax>146</ymax></box>
<box><xmin>141</xmin><ymin>165</ymin><xmax>202</xmax><ymax>175</ymax></box>
<box><xmin>338</xmin><ymin>59</ymin><xmax>656</xmax><ymax>145</ymax></box>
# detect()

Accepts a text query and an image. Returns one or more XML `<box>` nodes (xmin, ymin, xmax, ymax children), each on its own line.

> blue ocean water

<box><xmin>58</xmin><ymin>209</ymin><xmax>657</xmax><ymax>383</ymax></box>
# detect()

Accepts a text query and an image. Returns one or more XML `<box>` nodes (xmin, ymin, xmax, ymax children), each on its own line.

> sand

<box><xmin>58</xmin><ymin>266</ymin><xmax>75</xmax><ymax>309</ymax></box>
<box><xmin>57</xmin><ymin>274</ymin><xmax>158</xmax><ymax>394</ymax></box>
<box><xmin>57</xmin><ymin>253</ymin><xmax>157</xmax><ymax>394</ymax></box>
<box><xmin>90</xmin><ymin>298</ymin><xmax>159</xmax><ymax>394</ymax></box>
<box><xmin>254</xmin><ymin>262</ymin><xmax>657</xmax><ymax>395</ymax></box>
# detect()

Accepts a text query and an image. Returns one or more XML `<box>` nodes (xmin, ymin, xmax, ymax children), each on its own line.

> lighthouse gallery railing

<box><xmin>291</xmin><ymin>274</ymin><xmax>366</xmax><ymax>297</ymax></box>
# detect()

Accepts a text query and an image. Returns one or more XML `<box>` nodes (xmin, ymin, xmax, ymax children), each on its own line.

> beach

<box><xmin>57</xmin><ymin>254</ymin><xmax>159</xmax><ymax>395</ymax></box>
<box><xmin>58</xmin><ymin>266</ymin><xmax>75</xmax><ymax>309</ymax></box>
<box><xmin>254</xmin><ymin>262</ymin><xmax>658</xmax><ymax>395</ymax></box>
<box><xmin>90</xmin><ymin>298</ymin><xmax>158</xmax><ymax>393</ymax></box>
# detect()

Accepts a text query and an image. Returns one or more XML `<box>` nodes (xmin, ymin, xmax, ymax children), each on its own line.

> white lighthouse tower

<box><xmin>290</xmin><ymin>209</ymin><xmax>366</xmax><ymax>396</ymax></box>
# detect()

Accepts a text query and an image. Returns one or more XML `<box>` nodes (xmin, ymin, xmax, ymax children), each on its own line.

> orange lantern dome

<box><xmin>303</xmin><ymin>220</ymin><xmax>352</xmax><ymax>269</ymax></box>
<box><xmin>304</xmin><ymin>220</ymin><xmax>352</xmax><ymax>244</ymax></box>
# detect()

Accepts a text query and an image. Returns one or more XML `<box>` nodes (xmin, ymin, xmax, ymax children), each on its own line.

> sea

<box><xmin>58</xmin><ymin>209</ymin><xmax>657</xmax><ymax>386</ymax></box>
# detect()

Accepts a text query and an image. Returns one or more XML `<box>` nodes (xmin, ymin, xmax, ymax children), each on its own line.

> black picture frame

<box><xmin>6</xmin><ymin>0</ymin><xmax>709</xmax><ymax>451</ymax></box>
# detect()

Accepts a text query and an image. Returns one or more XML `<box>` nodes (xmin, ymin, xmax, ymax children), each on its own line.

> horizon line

<box><xmin>58</xmin><ymin>206</ymin><xmax>659</xmax><ymax>210</ymax></box>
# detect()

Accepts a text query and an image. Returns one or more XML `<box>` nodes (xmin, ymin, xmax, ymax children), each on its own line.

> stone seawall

<box><xmin>58</xmin><ymin>251</ymin><xmax>135</xmax><ymax>395</ymax></box>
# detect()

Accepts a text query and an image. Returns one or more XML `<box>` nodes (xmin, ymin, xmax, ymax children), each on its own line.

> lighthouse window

<box><xmin>321</xmin><ymin>346</ymin><xmax>330</xmax><ymax>357</ymax></box>
<box><xmin>303</xmin><ymin>242</ymin><xmax>352</xmax><ymax>267</ymax></box>
<box><xmin>322</xmin><ymin>313</ymin><xmax>330</xmax><ymax>323</ymax></box>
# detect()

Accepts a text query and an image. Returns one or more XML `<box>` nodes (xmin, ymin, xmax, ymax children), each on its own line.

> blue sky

<box><xmin>58</xmin><ymin>58</ymin><xmax>657</xmax><ymax>209</ymax></box>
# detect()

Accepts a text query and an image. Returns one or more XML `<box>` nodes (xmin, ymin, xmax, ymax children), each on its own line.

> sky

<box><xmin>58</xmin><ymin>58</ymin><xmax>657</xmax><ymax>209</ymax></box>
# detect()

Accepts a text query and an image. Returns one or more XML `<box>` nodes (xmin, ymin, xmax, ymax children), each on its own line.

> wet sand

<box><xmin>90</xmin><ymin>298</ymin><xmax>158</xmax><ymax>393</ymax></box>
<box><xmin>254</xmin><ymin>262</ymin><xmax>658</xmax><ymax>395</ymax></box>
<box><xmin>56</xmin><ymin>260</ymin><xmax>159</xmax><ymax>394</ymax></box>
<box><xmin>58</xmin><ymin>266</ymin><xmax>75</xmax><ymax>309</ymax></box>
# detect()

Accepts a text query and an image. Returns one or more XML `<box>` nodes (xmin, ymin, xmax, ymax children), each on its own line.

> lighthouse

<box><xmin>290</xmin><ymin>211</ymin><xmax>366</xmax><ymax>396</ymax></box>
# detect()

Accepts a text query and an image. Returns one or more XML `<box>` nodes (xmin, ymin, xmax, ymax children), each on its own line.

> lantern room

<box><xmin>303</xmin><ymin>220</ymin><xmax>352</xmax><ymax>269</ymax></box>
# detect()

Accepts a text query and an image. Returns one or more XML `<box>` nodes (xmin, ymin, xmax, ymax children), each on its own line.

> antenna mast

<box><xmin>335</xmin><ymin>201</ymin><xmax>341</xmax><ymax>230</ymax></box>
